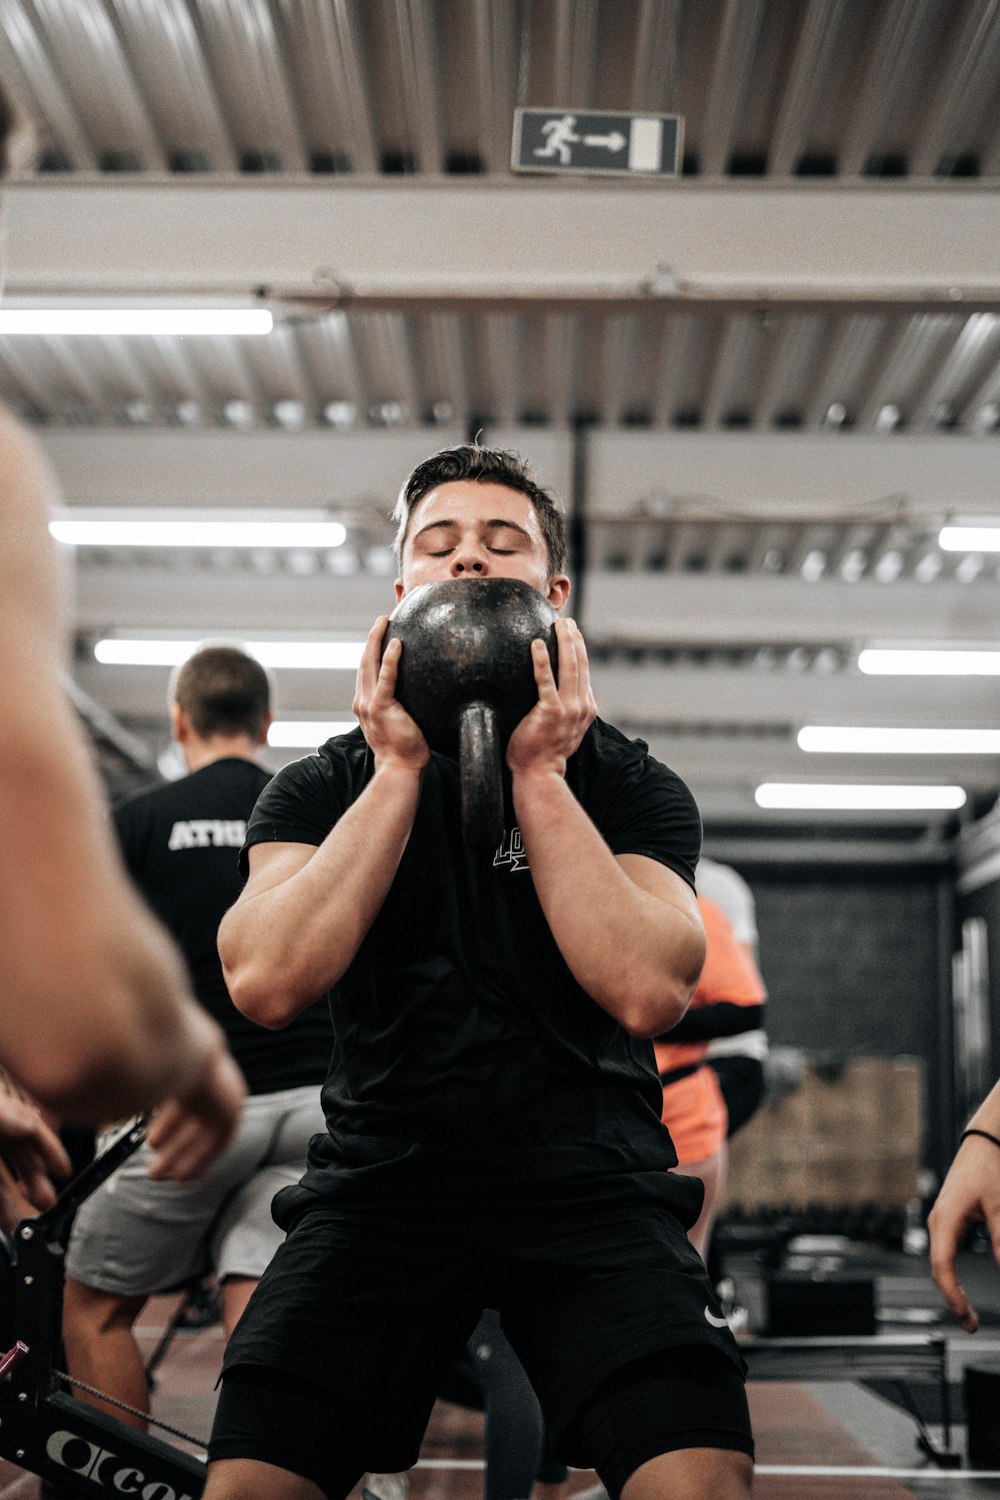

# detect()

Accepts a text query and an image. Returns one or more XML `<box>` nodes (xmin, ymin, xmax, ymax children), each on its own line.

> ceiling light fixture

<box><xmin>268</xmin><ymin>720</ymin><xmax>358</xmax><ymax>747</ymax></box>
<box><xmin>0</xmin><ymin>309</ymin><xmax>273</xmax><ymax>337</ymax></box>
<box><xmin>859</xmin><ymin>648</ymin><xmax>1000</xmax><ymax>676</ymax></box>
<box><xmin>798</xmin><ymin>726</ymin><xmax>1000</xmax><ymax>754</ymax></box>
<box><xmin>939</xmin><ymin>526</ymin><xmax>1000</xmax><ymax>552</ymax></box>
<box><xmin>52</xmin><ymin>517</ymin><xmax>346</xmax><ymax>549</ymax></box>
<box><xmin>755</xmin><ymin>783</ymin><xmax>966</xmax><ymax>811</ymax></box>
<box><xmin>93</xmin><ymin>639</ymin><xmax>364</xmax><ymax>669</ymax></box>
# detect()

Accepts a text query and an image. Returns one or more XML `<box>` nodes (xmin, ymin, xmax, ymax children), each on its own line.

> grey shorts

<box><xmin>66</xmin><ymin>1085</ymin><xmax>325</xmax><ymax>1298</ymax></box>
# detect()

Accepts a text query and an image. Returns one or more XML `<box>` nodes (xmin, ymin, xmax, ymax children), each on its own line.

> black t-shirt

<box><xmin>241</xmin><ymin>720</ymin><xmax>702</xmax><ymax>1208</ymax></box>
<box><xmin>114</xmin><ymin>757</ymin><xmax>330</xmax><ymax>1096</ymax></box>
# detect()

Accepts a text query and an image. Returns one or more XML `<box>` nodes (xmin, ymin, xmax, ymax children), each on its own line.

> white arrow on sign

<box><xmin>582</xmin><ymin>131</ymin><xmax>627</xmax><ymax>152</ymax></box>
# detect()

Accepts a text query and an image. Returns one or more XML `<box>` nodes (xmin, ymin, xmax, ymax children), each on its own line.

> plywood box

<box><xmin>719</xmin><ymin>1056</ymin><xmax>922</xmax><ymax>1212</ymax></box>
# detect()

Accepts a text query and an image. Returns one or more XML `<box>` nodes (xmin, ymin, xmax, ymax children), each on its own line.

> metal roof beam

<box><xmin>37</xmin><ymin>424</ymin><xmax>1000</xmax><ymax>524</ymax></box>
<box><xmin>589</xmin><ymin>663</ymin><xmax>1000</xmax><ymax>726</ymax></box>
<box><xmin>38</xmin><ymin>426</ymin><xmax>463</xmax><ymax>506</ymax></box>
<box><xmin>7</xmin><ymin>180</ymin><xmax>1000</xmax><ymax>310</ymax></box>
<box><xmin>584</xmin><ymin>429</ymin><xmax>1000</xmax><ymax>521</ymax></box>
<box><xmin>582</xmin><ymin>572</ymin><xmax>1000</xmax><ymax>648</ymax></box>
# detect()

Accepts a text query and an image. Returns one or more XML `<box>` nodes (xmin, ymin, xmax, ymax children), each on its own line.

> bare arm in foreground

<box><xmin>0</xmin><ymin>408</ymin><xmax>244</xmax><ymax>1178</ymax></box>
<box><xmin>0</xmin><ymin>1068</ymin><xmax>71</xmax><ymax>1227</ymax></box>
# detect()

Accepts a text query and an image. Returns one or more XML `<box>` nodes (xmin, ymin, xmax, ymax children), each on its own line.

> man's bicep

<box><xmin>617</xmin><ymin>853</ymin><xmax>707</xmax><ymax>985</ymax></box>
<box><xmin>240</xmin><ymin>839</ymin><xmax>319</xmax><ymax>900</ymax></box>
<box><xmin>616</xmin><ymin>853</ymin><xmax>701</xmax><ymax>918</ymax></box>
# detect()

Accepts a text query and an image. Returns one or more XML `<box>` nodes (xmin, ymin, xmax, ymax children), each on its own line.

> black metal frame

<box><xmin>0</xmin><ymin>1121</ymin><xmax>207</xmax><ymax>1498</ymax></box>
<box><xmin>741</xmin><ymin>1334</ymin><xmax>961</xmax><ymax>1466</ymax></box>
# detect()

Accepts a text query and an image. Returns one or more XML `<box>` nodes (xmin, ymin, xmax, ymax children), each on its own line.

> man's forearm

<box><xmin>17</xmin><ymin>892</ymin><xmax>223</xmax><ymax>1123</ymax></box>
<box><xmin>87</xmin><ymin>917</ymin><xmax>226</xmax><ymax>1113</ymax></box>
<box><xmin>221</xmin><ymin>763</ymin><xmax>424</xmax><ymax>1024</ymax></box>
<box><xmin>512</xmin><ymin>770</ymin><xmax>704</xmax><ymax>1037</ymax></box>
<box><xmin>2</xmin><ymin>720</ymin><xmax>219</xmax><ymax>1120</ymax></box>
<box><xmin>966</xmin><ymin>1078</ymin><xmax>1000</xmax><ymax>1139</ymax></box>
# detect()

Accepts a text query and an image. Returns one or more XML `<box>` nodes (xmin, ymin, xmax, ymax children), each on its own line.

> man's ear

<box><xmin>256</xmin><ymin>710</ymin><xmax>273</xmax><ymax>748</ymax></box>
<box><xmin>170</xmin><ymin>702</ymin><xmax>188</xmax><ymax>744</ymax></box>
<box><xmin>546</xmin><ymin>574</ymin><xmax>571</xmax><ymax>611</ymax></box>
<box><xmin>394</xmin><ymin>579</ymin><xmax>405</xmax><ymax>602</ymax></box>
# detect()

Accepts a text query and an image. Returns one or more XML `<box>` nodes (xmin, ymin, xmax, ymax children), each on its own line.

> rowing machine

<box><xmin>0</xmin><ymin>1120</ymin><xmax>208</xmax><ymax>1499</ymax></box>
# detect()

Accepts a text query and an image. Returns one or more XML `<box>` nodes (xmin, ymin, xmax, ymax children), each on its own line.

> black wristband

<box><xmin>960</xmin><ymin>1127</ymin><xmax>1000</xmax><ymax>1152</ymax></box>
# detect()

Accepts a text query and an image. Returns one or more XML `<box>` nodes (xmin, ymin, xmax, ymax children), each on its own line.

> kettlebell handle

<box><xmin>459</xmin><ymin>701</ymin><xmax>504</xmax><ymax>850</ymax></box>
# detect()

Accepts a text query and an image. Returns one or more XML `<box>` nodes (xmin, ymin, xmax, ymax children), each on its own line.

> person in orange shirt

<box><xmin>655</xmin><ymin>896</ymin><xmax>767</xmax><ymax>1260</ymax></box>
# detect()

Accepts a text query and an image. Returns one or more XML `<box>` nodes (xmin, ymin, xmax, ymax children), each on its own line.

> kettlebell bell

<box><xmin>383</xmin><ymin>578</ymin><xmax>559</xmax><ymax>849</ymax></box>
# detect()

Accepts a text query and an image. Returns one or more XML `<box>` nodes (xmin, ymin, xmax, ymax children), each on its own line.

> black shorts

<box><xmin>212</xmin><ymin>1175</ymin><xmax>747</xmax><ymax>1476</ymax></box>
<box><xmin>211</xmin><ymin>1344</ymin><xmax>752</xmax><ymax>1500</ymax></box>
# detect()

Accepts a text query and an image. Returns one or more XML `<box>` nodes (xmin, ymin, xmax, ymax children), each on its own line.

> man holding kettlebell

<box><xmin>205</xmin><ymin>445</ymin><xmax>754</xmax><ymax>1500</ymax></box>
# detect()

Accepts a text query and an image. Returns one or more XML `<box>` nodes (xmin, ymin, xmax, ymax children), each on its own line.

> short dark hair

<box><xmin>170</xmin><ymin>646</ymin><xmax>271</xmax><ymax>741</ymax></box>
<box><xmin>392</xmin><ymin>444</ymin><xmax>568</xmax><ymax>576</ymax></box>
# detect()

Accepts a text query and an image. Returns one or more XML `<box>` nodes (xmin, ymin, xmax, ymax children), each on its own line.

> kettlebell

<box><xmin>383</xmin><ymin>578</ymin><xmax>559</xmax><ymax>849</ymax></box>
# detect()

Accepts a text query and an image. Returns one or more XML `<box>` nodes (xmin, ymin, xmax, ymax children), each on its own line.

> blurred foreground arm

<box><xmin>0</xmin><ymin>1069</ymin><xmax>71</xmax><ymax>1228</ymax></box>
<box><xmin>928</xmin><ymin>1076</ymin><xmax>1000</xmax><ymax>1333</ymax></box>
<box><xmin>0</xmin><ymin>409</ymin><xmax>245</xmax><ymax>1155</ymax></box>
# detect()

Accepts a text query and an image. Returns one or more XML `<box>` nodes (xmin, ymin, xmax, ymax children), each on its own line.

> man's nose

<box><xmin>451</xmin><ymin>545</ymin><xmax>488</xmax><ymax>576</ymax></box>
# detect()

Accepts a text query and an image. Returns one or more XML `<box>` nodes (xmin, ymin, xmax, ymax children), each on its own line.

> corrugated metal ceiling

<box><xmin>4</xmin><ymin>0</ymin><xmax>998</xmax><ymax>180</ymax></box>
<box><xmin>2</xmin><ymin>0</ymin><xmax>999</xmax><ymax>830</ymax></box>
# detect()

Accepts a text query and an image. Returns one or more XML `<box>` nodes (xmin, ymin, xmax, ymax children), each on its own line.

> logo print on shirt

<box><xmin>493</xmin><ymin>827</ymin><xmax>529</xmax><ymax>873</ymax></box>
<box><xmin>168</xmin><ymin>819</ymin><xmax>246</xmax><ymax>851</ymax></box>
<box><xmin>704</xmin><ymin>1305</ymin><xmax>729</xmax><ymax>1329</ymax></box>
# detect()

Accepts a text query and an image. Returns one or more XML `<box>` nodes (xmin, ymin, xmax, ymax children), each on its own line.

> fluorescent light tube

<box><xmin>250</xmin><ymin>643</ymin><xmax>364</xmax><ymax>670</ymax></box>
<box><xmin>52</xmin><ymin>519</ymin><xmax>346</xmax><ymax>548</ymax></box>
<box><xmin>859</xmin><ymin>649</ymin><xmax>1000</xmax><ymax>676</ymax></box>
<box><xmin>755</xmin><ymin>783</ymin><xmax>966</xmax><ymax>810</ymax></box>
<box><xmin>0</xmin><ymin>310</ymin><xmax>273</xmax><ymax>337</ymax></box>
<box><xmin>939</xmin><ymin>526</ymin><xmax>1000</xmax><ymax>552</ymax></box>
<box><xmin>798</xmin><ymin>726</ymin><xmax>1000</xmax><ymax>754</ymax></box>
<box><xmin>94</xmin><ymin>639</ymin><xmax>364</xmax><ymax>669</ymax></box>
<box><xmin>268</xmin><ymin>721</ymin><xmax>358</xmax><ymax>747</ymax></box>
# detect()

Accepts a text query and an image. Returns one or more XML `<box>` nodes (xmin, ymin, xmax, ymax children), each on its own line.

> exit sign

<box><xmin>512</xmin><ymin>108</ymin><xmax>683</xmax><ymax>178</ymax></box>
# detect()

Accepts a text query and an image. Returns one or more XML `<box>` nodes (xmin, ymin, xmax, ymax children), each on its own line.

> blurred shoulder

<box><xmin>0</xmin><ymin>406</ymin><xmax>67</xmax><ymax>664</ymax></box>
<box><xmin>0</xmin><ymin>405</ymin><xmax>61</xmax><ymax>530</ymax></box>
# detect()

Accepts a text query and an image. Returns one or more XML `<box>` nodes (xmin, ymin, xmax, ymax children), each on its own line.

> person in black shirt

<box><xmin>62</xmin><ymin>647</ymin><xmax>329</xmax><ymax>1430</ymax></box>
<box><xmin>206</xmin><ymin>447</ymin><xmax>754</xmax><ymax>1500</ymax></box>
